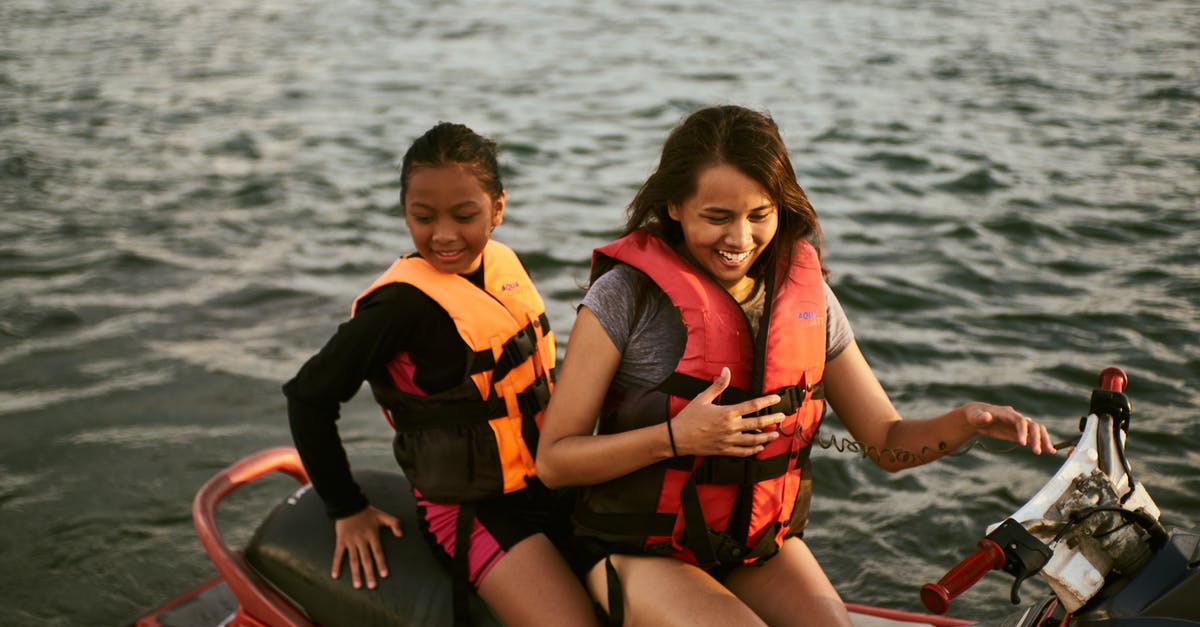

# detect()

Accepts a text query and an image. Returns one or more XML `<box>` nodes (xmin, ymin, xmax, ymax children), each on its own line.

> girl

<box><xmin>536</xmin><ymin>106</ymin><xmax>1056</xmax><ymax>627</ymax></box>
<box><xmin>285</xmin><ymin>122</ymin><xmax>597</xmax><ymax>626</ymax></box>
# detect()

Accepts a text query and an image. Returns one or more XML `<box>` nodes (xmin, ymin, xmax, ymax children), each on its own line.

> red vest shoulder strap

<box><xmin>594</xmin><ymin>231</ymin><xmax>755</xmax><ymax>391</ymax></box>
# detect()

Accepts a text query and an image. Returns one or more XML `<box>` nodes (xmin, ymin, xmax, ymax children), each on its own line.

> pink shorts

<box><xmin>415</xmin><ymin>482</ymin><xmax>564</xmax><ymax>588</ymax></box>
<box><xmin>416</xmin><ymin>496</ymin><xmax>505</xmax><ymax>587</ymax></box>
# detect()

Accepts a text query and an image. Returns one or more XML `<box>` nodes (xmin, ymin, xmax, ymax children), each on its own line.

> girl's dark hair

<box><xmin>399</xmin><ymin>122</ymin><xmax>503</xmax><ymax>208</ymax></box>
<box><xmin>594</xmin><ymin>105</ymin><xmax>825</xmax><ymax>282</ymax></box>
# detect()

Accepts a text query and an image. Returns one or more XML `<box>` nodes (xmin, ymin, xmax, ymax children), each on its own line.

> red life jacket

<box><xmin>352</xmin><ymin>240</ymin><xmax>555</xmax><ymax>503</ymax></box>
<box><xmin>575</xmin><ymin>230</ymin><xmax>826</xmax><ymax>567</ymax></box>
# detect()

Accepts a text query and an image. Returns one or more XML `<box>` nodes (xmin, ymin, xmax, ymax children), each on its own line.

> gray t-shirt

<box><xmin>581</xmin><ymin>264</ymin><xmax>854</xmax><ymax>389</ymax></box>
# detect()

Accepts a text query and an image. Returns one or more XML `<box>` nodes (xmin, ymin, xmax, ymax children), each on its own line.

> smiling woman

<box><xmin>666</xmin><ymin>163</ymin><xmax>778</xmax><ymax>302</ymax></box>
<box><xmin>2</xmin><ymin>1</ymin><xmax>1196</xmax><ymax>624</ymax></box>
<box><xmin>534</xmin><ymin>105</ymin><xmax>1058</xmax><ymax>627</ymax></box>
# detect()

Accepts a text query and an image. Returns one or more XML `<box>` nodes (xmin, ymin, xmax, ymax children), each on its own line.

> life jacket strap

<box><xmin>679</xmin><ymin>474</ymin><xmax>782</xmax><ymax>569</ymax></box>
<box><xmin>604</xmin><ymin>555</ymin><xmax>624</xmax><ymax>627</ymax></box>
<box><xmin>680</xmin><ymin>474</ymin><xmax>720</xmax><ymax>569</ymax></box>
<box><xmin>692</xmin><ymin>446</ymin><xmax>811</xmax><ymax>486</ymax></box>
<box><xmin>572</xmin><ymin>501</ymin><xmax>677</xmax><ymax>537</ymax></box>
<box><xmin>516</xmin><ymin>376</ymin><xmax>548</xmax><ymax>455</ymax></box>
<box><xmin>467</xmin><ymin>313</ymin><xmax>551</xmax><ymax>381</ymax></box>
<box><xmin>388</xmin><ymin>372</ymin><xmax>552</xmax><ymax>432</ymax></box>
<box><xmin>657</xmin><ymin>372</ymin><xmax>823</xmax><ymax>417</ymax></box>
<box><xmin>452</xmin><ymin>502</ymin><xmax>476</xmax><ymax>627</ymax></box>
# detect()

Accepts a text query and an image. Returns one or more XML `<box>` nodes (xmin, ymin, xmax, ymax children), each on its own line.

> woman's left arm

<box><xmin>822</xmin><ymin>340</ymin><xmax>1056</xmax><ymax>473</ymax></box>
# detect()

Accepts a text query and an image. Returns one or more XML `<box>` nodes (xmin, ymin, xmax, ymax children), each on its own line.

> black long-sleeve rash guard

<box><xmin>283</xmin><ymin>264</ymin><xmax>483</xmax><ymax>519</ymax></box>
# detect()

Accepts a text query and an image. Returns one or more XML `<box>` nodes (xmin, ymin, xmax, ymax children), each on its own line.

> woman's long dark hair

<box><xmin>593</xmin><ymin>105</ymin><xmax>825</xmax><ymax>283</ymax></box>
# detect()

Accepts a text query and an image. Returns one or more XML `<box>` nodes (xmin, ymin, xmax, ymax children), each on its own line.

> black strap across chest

<box><xmin>466</xmin><ymin>313</ymin><xmax>550</xmax><ymax>382</ymax></box>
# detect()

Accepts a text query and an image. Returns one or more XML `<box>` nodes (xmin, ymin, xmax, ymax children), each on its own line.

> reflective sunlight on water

<box><xmin>1</xmin><ymin>1</ymin><xmax>1197</xmax><ymax>624</ymax></box>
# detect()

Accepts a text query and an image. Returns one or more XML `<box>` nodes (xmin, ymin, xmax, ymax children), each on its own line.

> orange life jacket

<box><xmin>352</xmin><ymin>240</ymin><xmax>555</xmax><ymax>503</ymax></box>
<box><xmin>575</xmin><ymin>230</ymin><xmax>826</xmax><ymax>567</ymax></box>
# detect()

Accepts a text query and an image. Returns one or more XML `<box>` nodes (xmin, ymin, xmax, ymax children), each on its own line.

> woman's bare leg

<box><xmin>585</xmin><ymin>553</ymin><xmax>767</xmax><ymax>627</ymax></box>
<box><xmin>724</xmin><ymin>537</ymin><xmax>852</xmax><ymax>627</ymax></box>
<box><xmin>477</xmin><ymin>533</ymin><xmax>599</xmax><ymax>627</ymax></box>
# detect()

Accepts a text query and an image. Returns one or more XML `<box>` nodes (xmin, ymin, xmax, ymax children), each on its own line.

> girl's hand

<box><xmin>671</xmin><ymin>367</ymin><xmax>787</xmax><ymax>457</ymax></box>
<box><xmin>332</xmin><ymin>506</ymin><xmax>403</xmax><ymax>589</ymax></box>
<box><xmin>962</xmin><ymin>402</ymin><xmax>1057</xmax><ymax>455</ymax></box>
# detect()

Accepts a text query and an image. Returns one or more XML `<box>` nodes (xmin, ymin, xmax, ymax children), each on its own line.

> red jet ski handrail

<box><xmin>920</xmin><ymin>367</ymin><xmax>1130</xmax><ymax>615</ymax></box>
<box><xmin>192</xmin><ymin>446</ymin><xmax>314</xmax><ymax>627</ymax></box>
<box><xmin>920</xmin><ymin>538</ymin><xmax>1008</xmax><ymax>614</ymax></box>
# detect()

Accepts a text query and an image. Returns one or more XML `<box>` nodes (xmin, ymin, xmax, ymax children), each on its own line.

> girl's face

<box><xmin>668</xmin><ymin>163</ymin><xmax>778</xmax><ymax>301</ymax></box>
<box><xmin>404</xmin><ymin>164</ymin><xmax>504</xmax><ymax>275</ymax></box>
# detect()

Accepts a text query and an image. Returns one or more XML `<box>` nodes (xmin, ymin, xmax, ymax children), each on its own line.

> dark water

<box><xmin>2</xmin><ymin>1</ymin><xmax>1197</xmax><ymax>625</ymax></box>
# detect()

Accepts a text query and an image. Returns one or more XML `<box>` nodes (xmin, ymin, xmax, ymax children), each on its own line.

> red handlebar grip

<box><xmin>920</xmin><ymin>539</ymin><xmax>1007</xmax><ymax>614</ymax></box>
<box><xmin>1099</xmin><ymin>367</ymin><xmax>1127</xmax><ymax>393</ymax></box>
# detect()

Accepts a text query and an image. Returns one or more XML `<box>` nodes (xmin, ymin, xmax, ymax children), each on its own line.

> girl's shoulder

<box><xmin>357</xmin><ymin>281</ymin><xmax>427</xmax><ymax>311</ymax></box>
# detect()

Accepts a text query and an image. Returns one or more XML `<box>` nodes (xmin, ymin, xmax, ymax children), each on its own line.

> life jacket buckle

<box><xmin>705</xmin><ymin>527</ymin><xmax>750</xmax><ymax>565</ymax></box>
<box><xmin>516</xmin><ymin>375</ymin><xmax>551</xmax><ymax>417</ymax></box>
<box><xmin>745</xmin><ymin>385</ymin><xmax>799</xmax><ymax>418</ymax></box>
<box><xmin>748</xmin><ymin>382</ymin><xmax>824</xmax><ymax>418</ymax></box>
<box><xmin>501</xmin><ymin>326</ymin><xmax>537</xmax><ymax>366</ymax></box>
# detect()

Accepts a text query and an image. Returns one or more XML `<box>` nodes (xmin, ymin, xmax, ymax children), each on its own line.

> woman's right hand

<box><xmin>332</xmin><ymin>505</ymin><xmax>403</xmax><ymax>590</ymax></box>
<box><xmin>670</xmin><ymin>367</ymin><xmax>786</xmax><ymax>457</ymax></box>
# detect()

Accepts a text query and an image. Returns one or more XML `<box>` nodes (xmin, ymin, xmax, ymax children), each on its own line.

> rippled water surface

<box><xmin>2</xmin><ymin>1</ymin><xmax>1197</xmax><ymax>625</ymax></box>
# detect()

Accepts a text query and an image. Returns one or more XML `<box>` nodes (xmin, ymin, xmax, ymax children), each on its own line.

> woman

<box><xmin>285</xmin><ymin>122</ymin><xmax>597</xmax><ymax>626</ymax></box>
<box><xmin>536</xmin><ymin>106</ymin><xmax>1056</xmax><ymax>627</ymax></box>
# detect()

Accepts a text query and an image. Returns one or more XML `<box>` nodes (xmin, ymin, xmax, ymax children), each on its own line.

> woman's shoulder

<box><xmin>823</xmin><ymin>280</ymin><xmax>855</xmax><ymax>360</ymax></box>
<box><xmin>586</xmin><ymin>263</ymin><xmax>663</xmax><ymax>310</ymax></box>
<box><xmin>590</xmin><ymin>262</ymin><xmax>647</xmax><ymax>292</ymax></box>
<box><xmin>584</xmin><ymin>263</ymin><xmax>676</xmax><ymax>347</ymax></box>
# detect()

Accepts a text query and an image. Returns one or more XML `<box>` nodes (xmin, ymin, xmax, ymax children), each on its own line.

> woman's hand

<box><xmin>332</xmin><ymin>505</ymin><xmax>403</xmax><ymax>590</ymax></box>
<box><xmin>670</xmin><ymin>367</ymin><xmax>787</xmax><ymax>457</ymax></box>
<box><xmin>961</xmin><ymin>402</ymin><xmax>1057</xmax><ymax>455</ymax></box>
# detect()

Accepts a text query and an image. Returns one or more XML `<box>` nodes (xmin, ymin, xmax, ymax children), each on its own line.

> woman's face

<box><xmin>668</xmin><ymin>163</ymin><xmax>778</xmax><ymax>301</ymax></box>
<box><xmin>404</xmin><ymin>164</ymin><xmax>504</xmax><ymax>275</ymax></box>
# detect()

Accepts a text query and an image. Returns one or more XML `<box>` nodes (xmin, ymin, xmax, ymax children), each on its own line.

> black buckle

<box><xmin>503</xmin><ymin>326</ymin><xmax>537</xmax><ymax>365</ymax></box>
<box><xmin>489</xmin><ymin>325</ymin><xmax>540</xmax><ymax>381</ymax></box>
<box><xmin>708</xmin><ymin>528</ymin><xmax>751</xmax><ymax>564</ymax></box>
<box><xmin>517</xmin><ymin>376</ymin><xmax>551</xmax><ymax>416</ymax></box>
<box><xmin>747</xmin><ymin>385</ymin><xmax>802</xmax><ymax>417</ymax></box>
<box><xmin>680</xmin><ymin>526</ymin><xmax>769</xmax><ymax>566</ymax></box>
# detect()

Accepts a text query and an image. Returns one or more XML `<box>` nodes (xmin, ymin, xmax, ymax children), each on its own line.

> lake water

<box><xmin>1</xmin><ymin>1</ymin><xmax>1197</xmax><ymax>624</ymax></box>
